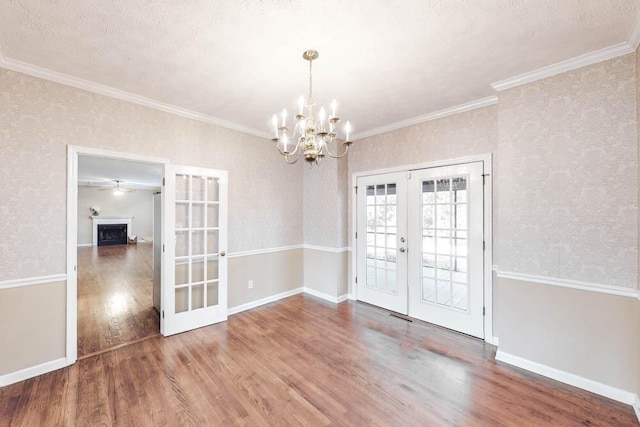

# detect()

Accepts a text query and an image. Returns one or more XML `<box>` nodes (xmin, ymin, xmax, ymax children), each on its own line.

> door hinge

<box><xmin>355</xmin><ymin>232</ymin><xmax>358</xmax><ymax>239</ymax></box>
<box><xmin>163</xmin><ymin>177</ymin><xmax>165</xmax><ymax>186</ymax></box>
<box><xmin>482</xmin><ymin>173</ymin><xmax>490</xmax><ymax>185</ymax></box>
<box><xmin>355</xmin><ymin>186</ymin><xmax>358</xmax><ymax>194</ymax></box>
<box><xmin>483</xmin><ymin>307</ymin><xmax>486</xmax><ymax>316</ymax></box>
<box><xmin>163</xmin><ymin>244</ymin><xmax>165</xmax><ymax>252</ymax></box>
<box><xmin>483</xmin><ymin>241</ymin><xmax>486</xmax><ymax>251</ymax></box>
<box><xmin>162</xmin><ymin>310</ymin><xmax>165</xmax><ymax>319</ymax></box>
<box><xmin>355</xmin><ymin>277</ymin><xmax>358</xmax><ymax>284</ymax></box>
<box><xmin>74</xmin><ymin>265</ymin><xmax>77</xmax><ymax>272</ymax></box>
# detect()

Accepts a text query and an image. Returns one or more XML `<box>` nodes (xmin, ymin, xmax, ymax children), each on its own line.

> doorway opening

<box><xmin>354</xmin><ymin>156</ymin><xmax>493</xmax><ymax>340</ymax></box>
<box><xmin>75</xmin><ymin>154</ymin><xmax>164</xmax><ymax>358</ymax></box>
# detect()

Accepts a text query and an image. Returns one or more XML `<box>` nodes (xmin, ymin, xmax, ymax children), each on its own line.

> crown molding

<box><xmin>628</xmin><ymin>9</ymin><xmax>640</xmax><ymax>51</ymax></box>
<box><xmin>491</xmin><ymin>42</ymin><xmax>634</xmax><ymax>91</ymax></box>
<box><xmin>0</xmin><ymin>48</ymin><xmax>272</xmax><ymax>140</ymax></box>
<box><xmin>351</xmin><ymin>96</ymin><xmax>498</xmax><ymax>140</ymax></box>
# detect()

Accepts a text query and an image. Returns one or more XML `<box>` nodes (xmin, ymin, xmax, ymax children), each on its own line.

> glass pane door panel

<box><xmin>364</xmin><ymin>183</ymin><xmax>399</xmax><ymax>295</ymax></box>
<box><xmin>192</xmin><ymin>205</ymin><xmax>205</xmax><ymax>228</ymax></box>
<box><xmin>175</xmin><ymin>287</ymin><xmax>189</xmax><ymax>313</ymax></box>
<box><xmin>207</xmin><ymin>178</ymin><xmax>219</xmax><ymax>201</ymax></box>
<box><xmin>207</xmin><ymin>205</ymin><xmax>219</xmax><ymax>227</ymax></box>
<box><xmin>191</xmin><ymin>231</ymin><xmax>204</xmax><ymax>256</ymax></box>
<box><xmin>207</xmin><ymin>230</ymin><xmax>219</xmax><ymax>254</ymax></box>
<box><xmin>206</xmin><ymin>282</ymin><xmax>219</xmax><ymax>307</ymax></box>
<box><xmin>175</xmin><ymin>262</ymin><xmax>189</xmax><ymax>285</ymax></box>
<box><xmin>192</xmin><ymin>284</ymin><xmax>204</xmax><ymax>310</ymax></box>
<box><xmin>192</xmin><ymin>259</ymin><xmax>205</xmax><ymax>283</ymax></box>
<box><xmin>176</xmin><ymin>175</ymin><xmax>189</xmax><ymax>200</ymax></box>
<box><xmin>207</xmin><ymin>258</ymin><xmax>219</xmax><ymax>280</ymax></box>
<box><xmin>176</xmin><ymin>204</ymin><xmax>189</xmax><ymax>228</ymax></box>
<box><xmin>192</xmin><ymin>176</ymin><xmax>205</xmax><ymax>201</ymax></box>
<box><xmin>176</xmin><ymin>231</ymin><xmax>189</xmax><ymax>257</ymax></box>
<box><xmin>421</xmin><ymin>176</ymin><xmax>470</xmax><ymax>312</ymax></box>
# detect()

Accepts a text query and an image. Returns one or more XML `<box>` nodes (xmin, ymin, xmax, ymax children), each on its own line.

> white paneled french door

<box><xmin>407</xmin><ymin>162</ymin><xmax>484</xmax><ymax>338</ymax></box>
<box><xmin>356</xmin><ymin>161</ymin><xmax>485</xmax><ymax>338</ymax></box>
<box><xmin>356</xmin><ymin>172</ymin><xmax>408</xmax><ymax>314</ymax></box>
<box><xmin>162</xmin><ymin>165</ymin><xmax>228</xmax><ymax>336</ymax></box>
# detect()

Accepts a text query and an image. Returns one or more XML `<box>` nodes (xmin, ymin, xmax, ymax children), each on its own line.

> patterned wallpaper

<box><xmin>0</xmin><ymin>68</ymin><xmax>303</xmax><ymax>281</ymax></box>
<box><xmin>496</xmin><ymin>54</ymin><xmax>637</xmax><ymax>288</ymax></box>
<box><xmin>303</xmin><ymin>156</ymin><xmax>349</xmax><ymax>248</ymax></box>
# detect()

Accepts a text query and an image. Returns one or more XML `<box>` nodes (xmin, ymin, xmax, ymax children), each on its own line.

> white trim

<box><xmin>67</xmin><ymin>145</ymin><xmax>169</xmax><ymax>366</ymax></box>
<box><xmin>227</xmin><ymin>244</ymin><xmax>303</xmax><ymax>258</ymax></box>
<box><xmin>495</xmin><ymin>350</ymin><xmax>636</xmax><ymax>405</ymax></box>
<box><xmin>628</xmin><ymin>9</ymin><xmax>640</xmax><ymax>50</ymax></box>
<box><xmin>491</xmin><ymin>43</ymin><xmax>634</xmax><ymax>91</ymax></box>
<box><xmin>228</xmin><ymin>287</ymin><xmax>304</xmax><ymax>315</ymax></box>
<box><xmin>495</xmin><ymin>270</ymin><xmax>640</xmax><ymax>299</ymax></box>
<box><xmin>302</xmin><ymin>244</ymin><xmax>351</xmax><ymax>253</ymax></box>
<box><xmin>0</xmin><ymin>357</ymin><xmax>67</xmax><ymax>387</ymax></box>
<box><xmin>489</xmin><ymin>336</ymin><xmax>499</xmax><ymax>346</ymax></box>
<box><xmin>303</xmin><ymin>287</ymin><xmax>348</xmax><ymax>304</ymax></box>
<box><xmin>0</xmin><ymin>56</ymin><xmax>271</xmax><ymax>140</ymax></box>
<box><xmin>633</xmin><ymin>395</ymin><xmax>640</xmax><ymax>424</ymax></box>
<box><xmin>348</xmin><ymin>293</ymin><xmax>356</xmax><ymax>301</ymax></box>
<box><xmin>350</xmin><ymin>154</ymin><xmax>494</xmax><ymax>342</ymax></box>
<box><xmin>0</xmin><ymin>274</ymin><xmax>66</xmax><ymax>290</ymax></box>
<box><xmin>351</xmin><ymin>96</ymin><xmax>498</xmax><ymax>140</ymax></box>
<box><xmin>77</xmin><ymin>243</ymin><xmax>93</xmax><ymax>248</ymax></box>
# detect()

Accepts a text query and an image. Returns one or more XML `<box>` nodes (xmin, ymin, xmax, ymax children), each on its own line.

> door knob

<box><xmin>219</xmin><ymin>251</ymin><xmax>226</xmax><ymax>257</ymax></box>
<box><xmin>399</xmin><ymin>247</ymin><xmax>406</xmax><ymax>253</ymax></box>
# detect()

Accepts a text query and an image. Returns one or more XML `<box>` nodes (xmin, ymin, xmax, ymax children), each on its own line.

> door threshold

<box><xmin>78</xmin><ymin>333</ymin><xmax>161</xmax><ymax>360</ymax></box>
<box><xmin>389</xmin><ymin>312</ymin><xmax>414</xmax><ymax>322</ymax></box>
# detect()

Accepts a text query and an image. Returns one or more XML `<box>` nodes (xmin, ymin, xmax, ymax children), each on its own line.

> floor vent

<box><xmin>390</xmin><ymin>313</ymin><xmax>413</xmax><ymax>322</ymax></box>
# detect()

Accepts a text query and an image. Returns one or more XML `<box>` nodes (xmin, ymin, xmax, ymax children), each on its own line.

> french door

<box><xmin>356</xmin><ymin>162</ymin><xmax>485</xmax><ymax>338</ymax></box>
<box><xmin>162</xmin><ymin>165</ymin><xmax>228</xmax><ymax>336</ymax></box>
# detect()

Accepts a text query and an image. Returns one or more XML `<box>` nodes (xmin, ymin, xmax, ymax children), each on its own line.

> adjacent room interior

<box><xmin>76</xmin><ymin>155</ymin><xmax>163</xmax><ymax>358</ymax></box>
<box><xmin>0</xmin><ymin>1</ymin><xmax>639</xmax><ymax>425</ymax></box>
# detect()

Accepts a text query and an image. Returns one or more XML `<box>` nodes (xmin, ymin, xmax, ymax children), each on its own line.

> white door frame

<box><xmin>65</xmin><ymin>145</ymin><xmax>169</xmax><ymax>365</ymax></box>
<box><xmin>350</xmin><ymin>154</ymin><xmax>495</xmax><ymax>344</ymax></box>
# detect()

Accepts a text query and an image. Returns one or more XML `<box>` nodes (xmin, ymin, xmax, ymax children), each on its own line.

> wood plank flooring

<box><xmin>1</xmin><ymin>295</ymin><xmax>637</xmax><ymax>426</ymax></box>
<box><xmin>77</xmin><ymin>244</ymin><xmax>159</xmax><ymax>358</ymax></box>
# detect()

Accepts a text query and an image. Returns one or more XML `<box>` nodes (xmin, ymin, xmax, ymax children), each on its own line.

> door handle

<box><xmin>219</xmin><ymin>251</ymin><xmax>226</xmax><ymax>257</ymax></box>
<box><xmin>399</xmin><ymin>247</ymin><xmax>406</xmax><ymax>253</ymax></box>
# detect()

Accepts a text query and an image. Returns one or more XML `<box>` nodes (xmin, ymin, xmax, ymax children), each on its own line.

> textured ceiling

<box><xmin>0</xmin><ymin>1</ymin><xmax>638</xmax><ymax>138</ymax></box>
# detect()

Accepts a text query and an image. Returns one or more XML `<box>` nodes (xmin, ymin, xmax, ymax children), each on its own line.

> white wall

<box><xmin>77</xmin><ymin>185</ymin><xmax>155</xmax><ymax>245</ymax></box>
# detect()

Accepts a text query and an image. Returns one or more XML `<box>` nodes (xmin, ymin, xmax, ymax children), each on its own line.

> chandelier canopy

<box><xmin>271</xmin><ymin>49</ymin><xmax>353</xmax><ymax>165</ymax></box>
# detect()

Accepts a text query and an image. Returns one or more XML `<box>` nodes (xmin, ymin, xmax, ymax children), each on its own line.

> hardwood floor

<box><xmin>77</xmin><ymin>244</ymin><xmax>159</xmax><ymax>358</ymax></box>
<box><xmin>1</xmin><ymin>295</ymin><xmax>637</xmax><ymax>426</ymax></box>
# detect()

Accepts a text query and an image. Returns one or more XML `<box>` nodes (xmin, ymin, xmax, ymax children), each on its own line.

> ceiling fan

<box><xmin>98</xmin><ymin>180</ymin><xmax>135</xmax><ymax>195</ymax></box>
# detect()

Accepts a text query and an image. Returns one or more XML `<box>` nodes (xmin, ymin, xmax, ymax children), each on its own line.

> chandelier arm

<box><xmin>275</xmin><ymin>140</ymin><xmax>302</xmax><ymax>157</ymax></box>
<box><xmin>321</xmin><ymin>139</ymin><xmax>349</xmax><ymax>159</ymax></box>
<box><xmin>284</xmin><ymin>151</ymin><xmax>301</xmax><ymax>164</ymax></box>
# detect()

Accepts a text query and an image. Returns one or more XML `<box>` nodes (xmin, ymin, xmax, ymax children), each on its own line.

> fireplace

<box><xmin>97</xmin><ymin>224</ymin><xmax>128</xmax><ymax>246</ymax></box>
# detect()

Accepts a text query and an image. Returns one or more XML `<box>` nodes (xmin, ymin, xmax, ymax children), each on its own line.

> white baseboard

<box><xmin>227</xmin><ymin>287</ymin><xmax>303</xmax><ymax>316</ymax></box>
<box><xmin>495</xmin><ymin>350</ymin><xmax>635</xmax><ymax>405</ymax></box>
<box><xmin>303</xmin><ymin>287</ymin><xmax>348</xmax><ymax>304</ymax></box>
<box><xmin>633</xmin><ymin>395</ymin><xmax>640</xmax><ymax>423</ymax></box>
<box><xmin>348</xmin><ymin>293</ymin><xmax>356</xmax><ymax>301</ymax></box>
<box><xmin>77</xmin><ymin>243</ymin><xmax>93</xmax><ymax>247</ymax></box>
<box><xmin>487</xmin><ymin>336</ymin><xmax>499</xmax><ymax>346</ymax></box>
<box><xmin>0</xmin><ymin>357</ymin><xmax>67</xmax><ymax>387</ymax></box>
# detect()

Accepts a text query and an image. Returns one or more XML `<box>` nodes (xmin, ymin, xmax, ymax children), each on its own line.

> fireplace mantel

<box><xmin>91</xmin><ymin>216</ymin><xmax>133</xmax><ymax>246</ymax></box>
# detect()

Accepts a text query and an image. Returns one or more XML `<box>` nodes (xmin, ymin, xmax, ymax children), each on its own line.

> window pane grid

<box><xmin>420</xmin><ymin>176</ymin><xmax>469</xmax><ymax>312</ymax></box>
<box><xmin>365</xmin><ymin>183</ymin><xmax>398</xmax><ymax>294</ymax></box>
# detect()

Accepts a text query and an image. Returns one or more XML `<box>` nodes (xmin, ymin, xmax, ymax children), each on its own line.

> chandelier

<box><xmin>271</xmin><ymin>49</ymin><xmax>352</xmax><ymax>164</ymax></box>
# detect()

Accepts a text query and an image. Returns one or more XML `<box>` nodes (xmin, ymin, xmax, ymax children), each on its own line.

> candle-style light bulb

<box><xmin>345</xmin><ymin>121</ymin><xmax>352</xmax><ymax>141</ymax></box>
<box><xmin>282</xmin><ymin>133</ymin><xmax>289</xmax><ymax>153</ymax></box>
<box><xmin>331</xmin><ymin>99</ymin><xmax>337</xmax><ymax>118</ymax></box>
<box><xmin>272</xmin><ymin>114</ymin><xmax>278</xmax><ymax>137</ymax></box>
<box><xmin>298</xmin><ymin>96</ymin><xmax>304</xmax><ymax>115</ymax></box>
<box><xmin>281</xmin><ymin>108</ymin><xmax>287</xmax><ymax>128</ymax></box>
